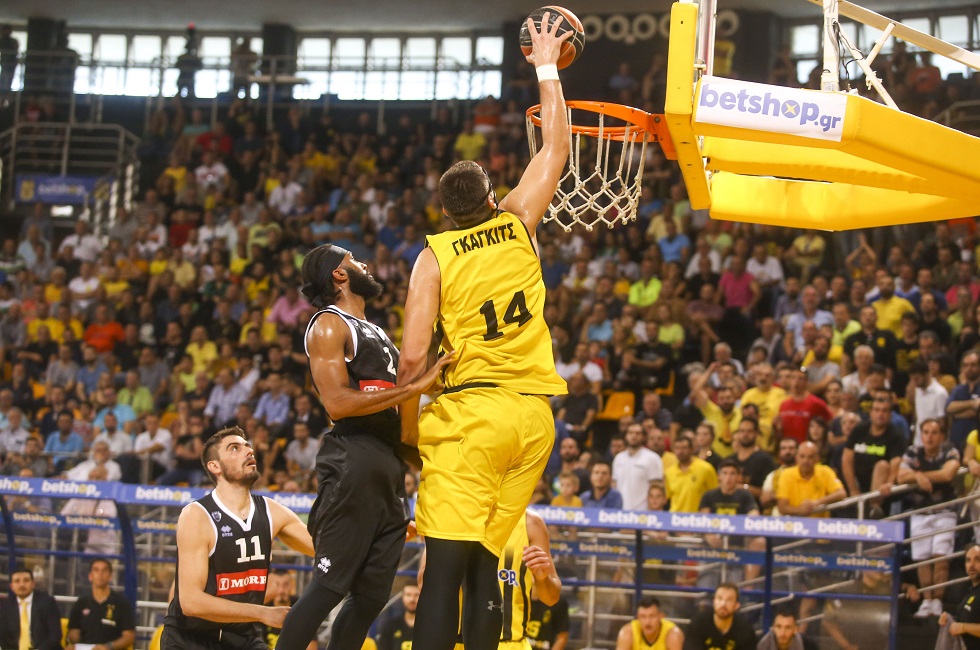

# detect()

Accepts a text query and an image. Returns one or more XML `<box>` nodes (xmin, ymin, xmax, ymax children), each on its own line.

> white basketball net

<box><xmin>526</xmin><ymin>106</ymin><xmax>650</xmax><ymax>232</ymax></box>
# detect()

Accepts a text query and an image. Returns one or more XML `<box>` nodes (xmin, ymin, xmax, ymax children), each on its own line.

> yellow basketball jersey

<box><xmin>499</xmin><ymin>513</ymin><xmax>531</xmax><ymax>641</ymax></box>
<box><xmin>631</xmin><ymin>619</ymin><xmax>677</xmax><ymax>650</ymax></box>
<box><xmin>426</xmin><ymin>212</ymin><xmax>566</xmax><ymax>396</ymax></box>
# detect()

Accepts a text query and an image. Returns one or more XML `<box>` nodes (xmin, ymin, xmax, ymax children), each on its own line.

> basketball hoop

<box><xmin>525</xmin><ymin>100</ymin><xmax>675</xmax><ymax>232</ymax></box>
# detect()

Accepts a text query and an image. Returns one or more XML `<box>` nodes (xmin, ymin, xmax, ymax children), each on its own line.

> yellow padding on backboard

<box><xmin>710</xmin><ymin>172</ymin><xmax>980</xmax><ymax>230</ymax></box>
<box><xmin>665</xmin><ymin>1</ymin><xmax>710</xmax><ymax>211</ymax></box>
<box><xmin>702</xmin><ymin>138</ymin><xmax>980</xmax><ymax>201</ymax></box>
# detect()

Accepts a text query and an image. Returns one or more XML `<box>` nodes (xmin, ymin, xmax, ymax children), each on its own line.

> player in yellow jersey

<box><xmin>615</xmin><ymin>596</ymin><xmax>684</xmax><ymax>650</ymax></box>
<box><xmin>398</xmin><ymin>13</ymin><xmax>572</xmax><ymax>650</ymax></box>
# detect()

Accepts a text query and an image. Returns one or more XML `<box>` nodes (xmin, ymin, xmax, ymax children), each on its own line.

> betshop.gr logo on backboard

<box><xmin>695</xmin><ymin>76</ymin><xmax>847</xmax><ymax>142</ymax></box>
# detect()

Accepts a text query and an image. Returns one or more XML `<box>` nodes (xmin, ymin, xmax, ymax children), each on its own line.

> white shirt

<box><xmin>914</xmin><ymin>379</ymin><xmax>949</xmax><ymax>446</ymax></box>
<box><xmin>93</xmin><ymin>429</ymin><xmax>133</xmax><ymax>456</ymax></box>
<box><xmin>612</xmin><ymin>447</ymin><xmax>664</xmax><ymax>510</ymax></box>
<box><xmin>555</xmin><ymin>360</ymin><xmax>603</xmax><ymax>384</ymax></box>
<box><xmin>746</xmin><ymin>256</ymin><xmax>785</xmax><ymax>287</ymax></box>
<box><xmin>268</xmin><ymin>181</ymin><xmax>303</xmax><ymax>215</ymax></box>
<box><xmin>68</xmin><ymin>276</ymin><xmax>101</xmax><ymax>311</ymax></box>
<box><xmin>841</xmin><ymin>371</ymin><xmax>869</xmax><ymax>397</ymax></box>
<box><xmin>134</xmin><ymin>428</ymin><xmax>173</xmax><ymax>469</ymax></box>
<box><xmin>67</xmin><ymin>459</ymin><xmax>122</xmax><ymax>482</ymax></box>
<box><xmin>284</xmin><ymin>439</ymin><xmax>318</xmax><ymax>472</ymax></box>
<box><xmin>0</xmin><ymin>426</ymin><xmax>30</xmax><ymax>455</ymax></box>
<box><xmin>58</xmin><ymin>233</ymin><xmax>102</xmax><ymax>262</ymax></box>
<box><xmin>684</xmin><ymin>249</ymin><xmax>722</xmax><ymax>279</ymax></box>
<box><xmin>195</xmin><ymin>162</ymin><xmax>229</xmax><ymax>192</ymax></box>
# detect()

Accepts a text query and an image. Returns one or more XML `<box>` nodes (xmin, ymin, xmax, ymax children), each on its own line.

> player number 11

<box><xmin>479</xmin><ymin>290</ymin><xmax>532</xmax><ymax>341</ymax></box>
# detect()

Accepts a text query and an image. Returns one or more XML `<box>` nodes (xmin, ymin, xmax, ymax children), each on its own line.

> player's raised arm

<box><xmin>174</xmin><ymin>503</ymin><xmax>287</xmax><ymax>628</ymax></box>
<box><xmin>397</xmin><ymin>247</ymin><xmax>442</xmax><ymax>448</ymax></box>
<box><xmin>498</xmin><ymin>12</ymin><xmax>572</xmax><ymax>237</ymax></box>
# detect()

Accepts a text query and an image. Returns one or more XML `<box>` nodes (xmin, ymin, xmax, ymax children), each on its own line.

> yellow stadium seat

<box><xmin>596</xmin><ymin>391</ymin><xmax>635</xmax><ymax>421</ymax></box>
<box><xmin>61</xmin><ymin>619</ymin><xmax>69</xmax><ymax>646</ymax></box>
<box><xmin>149</xmin><ymin>625</ymin><xmax>164</xmax><ymax>650</ymax></box>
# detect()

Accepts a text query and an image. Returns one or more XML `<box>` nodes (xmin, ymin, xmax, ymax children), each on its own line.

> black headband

<box><xmin>301</xmin><ymin>245</ymin><xmax>349</xmax><ymax>302</ymax></box>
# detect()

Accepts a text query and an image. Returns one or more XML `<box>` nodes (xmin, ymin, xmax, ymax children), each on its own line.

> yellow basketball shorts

<box><xmin>416</xmin><ymin>386</ymin><xmax>554</xmax><ymax>556</ymax></box>
<box><xmin>453</xmin><ymin>640</ymin><xmax>532</xmax><ymax>650</ymax></box>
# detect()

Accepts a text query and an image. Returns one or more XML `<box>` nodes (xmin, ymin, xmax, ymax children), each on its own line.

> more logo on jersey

<box><xmin>215</xmin><ymin>569</ymin><xmax>268</xmax><ymax>596</ymax></box>
<box><xmin>318</xmin><ymin>557</ymin><xmax>332</xmax><ymax>574</ymax></box>
<box><xmin>498</xmin><ymin>568</ymin><xmax>519</xmax><ymax>587</ymax></box>
<box><xmin>359</xmin><ymin>380</ymin><xmax>395</xmax><ymax>392</ymax></box>
<box><xmin>220</xmin><ymin>525</ymin><xmax>233</xmax><ymax>537</ymax></box>
<box><xmin>211</xmin><ymin>511</ymin><xmax>222</xmax><ymax>522</ymax></box>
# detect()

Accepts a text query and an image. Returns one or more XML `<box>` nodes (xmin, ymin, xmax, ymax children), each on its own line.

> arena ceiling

<box><xmin>0</xmin><ymin>0</ymin><xmax>975</xmax><ymax>32</ymax></box>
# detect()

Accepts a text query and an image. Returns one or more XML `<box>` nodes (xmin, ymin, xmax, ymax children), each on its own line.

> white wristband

<box><xmin>536</xmin><ymin>64</ymin><xmax>559</xmax><ymax>82</ymax></box>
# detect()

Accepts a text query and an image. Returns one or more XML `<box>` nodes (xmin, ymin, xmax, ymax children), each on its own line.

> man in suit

<box><xmin>0</xmin><ymin>567</ymin><xmax>62</xmax><ymax>650</ymax></box>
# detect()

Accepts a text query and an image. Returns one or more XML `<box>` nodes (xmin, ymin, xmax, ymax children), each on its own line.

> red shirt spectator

<box><xmin>718</xmin><ymin>256</ymin><xmax>759</xmax><ymax>309</ymax></box>
<box><xmin>778</xmin><ymin>368</ymin><xmax>833</xmax><ymax>443</ymax></box>
<box><xmin>83</xmin><ymin>305</ymin><xmax>125</xmax><ymax>354</ymax></box>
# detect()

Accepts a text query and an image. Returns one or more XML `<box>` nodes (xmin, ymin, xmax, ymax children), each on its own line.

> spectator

<box><xmin>634</xmin><ymin>392</ymin><xmax>672</xmax><ymax>433</ymax></box>
<box><xmin>0</xmin><ymin>407</ymin><xmax>30</xmax><ymax>457</ymax></box>
<box><xmin>117</xmin><ymin>369</ymin><xmax>154</xmax><ymax>418</ymax></box>
<box><xmin>66</xmin><ymin>558</ymin><xmax>135</xmax><ymax>650</ymax></box>
<box><xmin>803</xmin><ymin>335</ymin><xmax>840</xmax><ymax>397</ymax></box>
<box><xmin>686</xmin><ymin>583</ymin><xmax>758</xmax><ymax>650</ymax></box>
<box><xmin>842</xmin><ymin>395</ymin><xmax>905</xmax><ymax>516</ymax></box>
<box><xmin>757</xmin><ymin>608</ymin><xmax>815</xmax><ymax>650</ymax></box>
<box><xmin>67</xmin><ymin>440</ymin><xmax>121</xmax><ymax>481</ymax></box>
<box><xmin>776</xmin><ymin>441</ymin><xmax>845</xmax><ymax>517</ymax></box>
<box><xmin>284</xmin><ymin>421</ymin><xmax>318</xmax><ymax>476</ymax></box>
<box><xmin>784</xmin><ymin>286</ymin><xmax>833</xmax><ymax>352</ymax></box>
<box><xmin>907</xmin><ymin>359</ymin><xmax>948</xmax><ymax>447</ymax></box>
<box><xmin>760</xmin><ymin>437</ymin><xmax>798</xmax><ymax>514</ymax></box>
<box><xmin>581</xmin><ymin>459</ymin><xmax>624</xmax><ymax>509</ymax></box>
<box><xmin>0</xmin><ymin>567</ymin><xmax>62</xmax><ymax>650</ymax></box>
<box><xmin>203</xmin><ymin>368</ymin><xmax>251</xmax><ymax>429</ymax></box>
<box><xmin>897</xmin><ymin>418</ymin><xmax>960</xmax><ymax>618</ymax></box>
<box><xmin>377</xmin><ymin>581</ymin><xmax>419</xmax><ymax>650</ymax></box>
<box><xmin>727</xmin><ymin>418</ymin><xmax>776</xmax><ymax>502</ymax></box>
<box><xmin>552</xmin><ymin>437</ymin><xmax>591</xmax><ymax>496</ymax></box>
<box><xmin>664</xmin><ymin>433</ymin><xmax>717</xmax><ymax>512</ymax></box>
<box><xmin>128</xmin><ymin>413</ymin><xmax>172</xmax><ymax>482</ymax></box>
<box><xmin>615</xmin><ymin>595</ymin><xmax>683</xmax><ymax>650</ymax></box>
<box><xmin>612</xmin><ymin>422</ymin><xmax>664</xmax><ymax>511</ymax></box>
<box><xmin>59</xmin><ymin>221</ymin><xmax>102</xmax><ymax>264</ymax></box>
<box><xmin>93</xmin><ymin>387</ymin><xmax>137</xmax><ymax>432</ymax></box>
<box><xmin>156</xmin><ymin>416</ymin><xmax>205</xmax><ymax>486</ymax></box>
<box><xmin>556</xmin><ymin>374</ymin><xmax>598</xmax><ymax>446</ymax></box>
<box><xmin>550</xmin><ymin>471</ymin><xmax>583</xmax><ymax>508</ymax></box>
<box><xmin>940</xmin><ymin>543</ymin><xmax>980</xmax><ymax>648</ymax></box>
<box><xmin>843</xmin><ymin>306</ymin><xmax>897</xmax><ymax>372</ymax></box>
<box><xmin>700</xmin><ymin>459</ymin><xmax>762</xmax><ymax>579</ymax></box>
<box><xmin>741</xmin><ymin>363</ymin><xmax>786</xmax><ymax>451</ymax></box>
<box><xmin>691</xmin><ymin>364</ymin><xmax>741</xmax><ymax>457</ymax></box>
<box><xmin>2</xmin><ymin>436</ymin><xmax>48</xmax><ymax>477</ymax></box>
<box><xmin>946</xmin><ymin>350</ymin><xmax>980</xmax><ymax>452</ymax></box>
<box><xmin>92</xmin><ymin>412</ymin><xmax>132</xmax><ymax>457</ymax></box>
<box><xmin>44</xmin><ymin>410</ymin><xmax>84</xmax><ymax>472</ymax></box>
<box><xmin>628</xmin><ymin>257</ymin><xmax>663</xmax><ymax>308</ymax></box>
<box><xmin>777</xmin><ymin>367</ymin><xmax>832</xmax><ymax>444</ymax></box>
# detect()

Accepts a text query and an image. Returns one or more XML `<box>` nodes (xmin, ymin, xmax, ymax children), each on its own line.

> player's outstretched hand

<box><xmin>523</xmin><ymin>11</ymin><xmax>574</xmax><ymax>67</ymax></box>
<box><xmin>262</xmin><ymin>606</ymin><xmax>291</xmax><ymax>629</ymax></box>
<box><xmin>522</xmin><ymin>544</ymin><xmax>555</xmax><ymax>580</ymax></box>
<box><xmin>410</xmin><ymin>350</ymin><xmax>456</xmax><ymax>394</ymax></box>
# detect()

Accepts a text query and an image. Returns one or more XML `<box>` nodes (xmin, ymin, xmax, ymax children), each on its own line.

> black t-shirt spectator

<box><xmin>68</xmin><ymin>591</ymin><xmax>135</xmax><ymax>645</ymax></box>
<box><xmin>954</xmin><ymin>581</ymin><xmax>980</xmax><ymax>650</ymax></box>
<box><xmin>685</xmin><ymin>608</ymin><xmax>757</xmax><ymax>649</ymax></box>
<box><xmin>174</xmin><ymin>434</ymin><xmax>202</xmax><ymax>470</ymax></box>
<box><xmin>699</xmin><ymin>488</ymin><xmax>757</xmax><ymax>515</ymax></box>
<box><xmin>377</xmin><ymin>614</ymin><xmax>414</xmax><ymax>650</ymax></box>
<box><xmin>892</xmin><ymin>337</ymin><xmax>919</xmax><ymax>391</ymax></box>
<box><xmin>629</xmin><ymin>340</ymin><xmax>674</xmax><ymax>390</ymax></box>
<box><xmin>920</xmin><ymin>313</ymin><xmax>952</xmax><ymax>348</ymax></box>
<box><xmin>528</xmin><ymin>597</ymin><xmax>569</xmax><ymax>649</ymax></box>
<box><xmin>845</xmin><ymin>422</ymin><xmax>906</xmax><ymax>492</ymax></box>
<box><xmin>842</xmin><ymin>329</ymin><xmax>897</xmax><ymax>370</ymax></box>
<box><xmin>730</xmin><ymin>450</ymin><xmax>776</xmax><ymax>491</ymax></box>
<box><xmin>687</xmin><ymin>272</ymin><xmax>721</xmax><ymax>301</ymax></box>
<box><xmin>559</xmin><ymin>392</ymin><xmax>599</xmax><ymax>429</ymax></box>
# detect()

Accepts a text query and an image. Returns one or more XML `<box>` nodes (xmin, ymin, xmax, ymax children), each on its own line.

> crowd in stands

<box><xmin>0</xmin><ymin>36</ymin><xmax>976</xmax><ymax>647</ymax></box>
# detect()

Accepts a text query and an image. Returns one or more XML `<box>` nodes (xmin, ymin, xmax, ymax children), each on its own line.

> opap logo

<box><xmin>695</xmin><ymin>76</ymin><xmax>847</xmax><ymax>142</ymax></box>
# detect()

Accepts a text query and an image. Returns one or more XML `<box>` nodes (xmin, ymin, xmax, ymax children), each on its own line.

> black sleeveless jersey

<box><xmin>165</xmin><ymin>492</ymin><xmax>273</xmax><ymax>640</ymax></box>
<box><xmin>305</xmin><ymin>306</ymin><xmax>401</xmax><ymax>448</ymax></box>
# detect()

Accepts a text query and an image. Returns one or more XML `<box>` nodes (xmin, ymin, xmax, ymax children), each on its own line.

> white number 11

<box><xmin>235</xmin><ymin>536</ymin><xmax>265</xmax><ymax>563</ymax></box>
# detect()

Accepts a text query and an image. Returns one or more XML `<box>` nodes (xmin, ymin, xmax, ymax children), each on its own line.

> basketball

<box><xmin>519</xmin><ymin>6</ymin><xmax>585</xmax><ymax>70</ymax></box>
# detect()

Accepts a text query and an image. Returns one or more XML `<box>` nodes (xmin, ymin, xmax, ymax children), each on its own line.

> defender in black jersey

<box><xmin>274</xmin><ymin>245</ymin><xmax>451</xmax><ymax>650</ymax></box>
<box><xmin>163</xmin><ymin>427</ymin><xmax>313</xmax><ymax>650</ymax></box>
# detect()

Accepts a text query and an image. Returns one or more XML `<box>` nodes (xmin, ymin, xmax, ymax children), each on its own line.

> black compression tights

<box><xmin>274</xmin><ymin>580</ymin><xmax>355</xmax><ymax>650</ymax></box>
<box><xmin>413</xmin><ymin>538</ymin><xmax>503</xmax><ymax>650</ymax></box>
